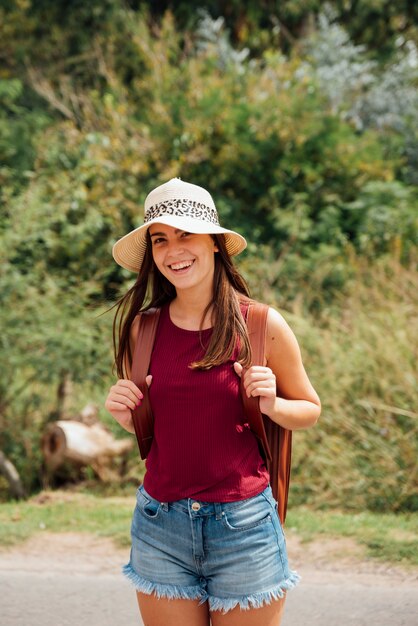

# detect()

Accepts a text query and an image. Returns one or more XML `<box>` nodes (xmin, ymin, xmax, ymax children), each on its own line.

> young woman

<box><xmin>105</xmin><ymin>178</ymin><xmax>321</xmax><ymax>626</ymax></box>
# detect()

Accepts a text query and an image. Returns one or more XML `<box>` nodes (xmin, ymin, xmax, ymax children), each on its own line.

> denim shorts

<box><xmin>122</xmin><ymin>483</ymin><xmax>300</xmax><ymax>614</ymax></box>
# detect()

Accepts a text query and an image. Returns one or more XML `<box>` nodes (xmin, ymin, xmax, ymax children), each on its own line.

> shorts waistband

<box><xmin>140</xmin><ymin>484</ymin><xmax>273</xmax><ymax>518</ymax></box>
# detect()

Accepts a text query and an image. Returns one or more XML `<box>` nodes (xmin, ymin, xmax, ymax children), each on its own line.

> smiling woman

<box><xmin>105</xmin><ymin>178</ymin><xmax>320</xmax><ymax>626</ymax></box>
<box><xmin>149</xmin><ymin>227</ymin><xmax>218</xmax><ymax>304</ymax></box>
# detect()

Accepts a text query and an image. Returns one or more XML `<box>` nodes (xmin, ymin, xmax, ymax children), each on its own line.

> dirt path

<box><xmin>1</xmin><ymin>532</ymin><xmax>417</xmax><ymax>625</ymax></box>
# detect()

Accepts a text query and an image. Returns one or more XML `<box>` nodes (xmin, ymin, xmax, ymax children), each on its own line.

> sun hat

<box><xmin>112</xmin><ymin>177</ymin><xmax>247</xmax><ymax>272</ymax></box>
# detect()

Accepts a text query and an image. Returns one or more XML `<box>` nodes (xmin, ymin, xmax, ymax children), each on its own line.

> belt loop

<box><xmin>214</xmin><ymin>503</ymin><xmax>223</xmax><ymax>520</ymax></box>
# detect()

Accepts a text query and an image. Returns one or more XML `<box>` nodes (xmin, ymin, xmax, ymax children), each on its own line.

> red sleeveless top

<box><xmin>143</xmin><ymin>303</ymin><xmax>269</xmax><ymax>502</ymax></box>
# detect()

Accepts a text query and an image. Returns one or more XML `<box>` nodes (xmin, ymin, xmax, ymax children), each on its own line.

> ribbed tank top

<box><xmin>143</xmin><ymin>303</ymin><xmax>269</xmax><ymax>502</ymax></box>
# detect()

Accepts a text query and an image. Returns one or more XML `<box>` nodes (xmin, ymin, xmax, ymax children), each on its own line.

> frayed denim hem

<box><xmin>208</xmin><ymin>570</ymin><xmax>301</xmax><ymax>614</ymax></box>
<box><xmin>122</xmin><ymin>563</ymin><xmax>208</xmax><ymax>605</ymax></box>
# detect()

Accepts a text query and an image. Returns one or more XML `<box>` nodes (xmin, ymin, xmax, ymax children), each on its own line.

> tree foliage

<box><xmin>0</xmin><ymin>3</ymin><xmax>417</xmax><ymax>508</ymax></box>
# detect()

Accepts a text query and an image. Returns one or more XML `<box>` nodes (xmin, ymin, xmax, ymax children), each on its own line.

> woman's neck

<box><xmin>169</xmin><ymin>290</ymin><xmax>213</xmax><ymax>331</ymax></box>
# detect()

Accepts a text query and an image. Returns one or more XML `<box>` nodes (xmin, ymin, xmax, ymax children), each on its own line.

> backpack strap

<box><xmin>240</xmin><ymin>303</ymin><xmax>272</xmax><ymax>462</ymax></box>
<box><xmin>130</xmin><ymin>308</ymin><xmax>160</xmax><ymax>459</ymax></box>
<box><xmin>241</xmin><ymin>301</ymin><xmax>292</xmax><ymax>525</ymax></box>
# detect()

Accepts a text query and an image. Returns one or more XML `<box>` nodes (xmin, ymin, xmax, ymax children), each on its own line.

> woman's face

<box><xmin>148</xmin><ymin>224</ymin><xmax>218</xmax><ymax>294</ymax></box>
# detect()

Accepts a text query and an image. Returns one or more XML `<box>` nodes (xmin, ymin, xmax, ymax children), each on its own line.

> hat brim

<box><xmin>112</xmin><ymin>215</ymin><xmax>247</xmax><ymax>273</ymax></box>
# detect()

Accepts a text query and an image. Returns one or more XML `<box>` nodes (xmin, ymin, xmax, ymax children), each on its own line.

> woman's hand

<box><xmin>234</xmin><ymin>362</ymin><xmax>277</xmax><ymax>417</ymax></box>
<box><xmin>104</xmin><ymin>376</ymin><xmax>152</xmax><ymax>434</ymax></box>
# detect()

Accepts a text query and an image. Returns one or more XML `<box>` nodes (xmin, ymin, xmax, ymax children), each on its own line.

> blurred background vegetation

<box><xmin>1</xmin><ymin>1</ymin><xmax>417</xmax><ymax>512</ymax></box>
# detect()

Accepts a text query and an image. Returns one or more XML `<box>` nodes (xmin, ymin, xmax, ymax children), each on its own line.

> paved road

<box><xmin>1</xmin><ymin>568</ymin><xmax>417</xmax><ymax>626</ymax></box>
<box><xmin>1</xmin><ymin>533</ymin><xmax>417</xmax><ymax>625</ymax></box>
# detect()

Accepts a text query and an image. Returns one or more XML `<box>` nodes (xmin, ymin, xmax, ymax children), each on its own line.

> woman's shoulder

<box><xmin>266</xmin><ymin>305</ymin><xmax>291</xmax><ymax>330</ymax></box>
<box><xmin>263</xmin><ymin>306</ymin><xmax>302</xmax><ymax>364</ymax></box>
<box><xmin>242</xmin><ymin>298</ymin><xmax>288</xmax><ymax>326</ymax></box>
<box><xmin>245</xmin><ymin>299</ymin><xmax>295</xmax><ymax>342</ymax></box>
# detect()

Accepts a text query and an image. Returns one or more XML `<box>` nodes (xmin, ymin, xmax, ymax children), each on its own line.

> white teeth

<box><xmin>170</xmin><ymin>260</ymin><xmax>193</xmax><ymax>270</ymax></box>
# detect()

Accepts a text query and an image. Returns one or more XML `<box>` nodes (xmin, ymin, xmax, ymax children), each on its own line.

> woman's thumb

<box><xmin>233</xmin><ymin>362</ymin><xmax>243</xmax><ymax>377</ymax></box>
<box><xmin>145</xmin><ymin>374</ymin><xmax>153</xmax><ymax>387</ymax></box>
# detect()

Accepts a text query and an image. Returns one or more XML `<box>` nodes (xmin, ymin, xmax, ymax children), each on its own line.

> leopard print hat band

<box><xmin>112</xmin><ymin>178</ymin><xmax>247</xmax><ymax>273</ymax></box>
<box><xmin>145</xmin><ymin>198</ymin><xmax>219</xmax><ymax>226</ymax></box>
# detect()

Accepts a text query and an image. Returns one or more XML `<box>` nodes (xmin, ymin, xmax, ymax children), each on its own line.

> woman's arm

<box><xmin>104</xmin><ymin>315</ymin><xmax>144</xmax><ymax>434</ymax></box>
<box><xmin>235</xmin><ymin>307</ymin><xmax>321</xmax><ymax>430</ymax></box>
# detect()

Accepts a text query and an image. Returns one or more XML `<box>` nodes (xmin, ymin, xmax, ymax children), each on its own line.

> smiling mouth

<box><xmin>169</xmin><ymin>260</ymin><xmax>195</xmax><ymax>272</ymax></box>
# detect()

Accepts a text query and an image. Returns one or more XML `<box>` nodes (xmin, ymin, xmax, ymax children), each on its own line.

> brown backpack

<box><xmin>130</xmin><ymin>302</ymin><xmax>292</xmax><ymax>524</ymax></box>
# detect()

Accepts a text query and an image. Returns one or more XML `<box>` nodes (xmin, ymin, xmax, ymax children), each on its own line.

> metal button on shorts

<box><xmin>191</xmin><ymin>502</ymin><xmax>201</xmax><ymax>511</ymax></box>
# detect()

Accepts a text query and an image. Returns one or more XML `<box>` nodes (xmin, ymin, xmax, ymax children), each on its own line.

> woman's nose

<box><xmin>167</xmin><ymin>239</ymin><xmax>185</xmax><ymax>255</ymax></box>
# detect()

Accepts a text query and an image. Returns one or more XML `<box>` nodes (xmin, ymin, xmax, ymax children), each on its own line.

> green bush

<box><xmin>1</xmin><ymin>6</ymin><xmax>417</xmax><ymax>510</ymax></box>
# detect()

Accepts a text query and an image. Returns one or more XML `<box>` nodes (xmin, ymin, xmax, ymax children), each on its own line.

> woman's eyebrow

<box><xmin>149</xmin><ymin>229</ymin><xmax>185</xmax><ymax>238</ymax></box>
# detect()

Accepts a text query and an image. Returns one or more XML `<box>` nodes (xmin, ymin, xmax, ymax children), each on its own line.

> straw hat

<box><xmin>112</xmin><ymin>178</ymin><xmax>247</xmax><ymax>272</ymax></box>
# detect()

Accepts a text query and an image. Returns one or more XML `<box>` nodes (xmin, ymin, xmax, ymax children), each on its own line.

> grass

<box><xmin>286</xmin><ymin>257</ymin><xmax>418</xmax><ymax>515</ymax></box>
<box><xmin>286</xmin><ymin>506</ymin><xmax>418</xmax><ymax>566</ymax></box>
<box><xmin>1</xmin><ymin>490</ymin><xmax>417</xmax><ymax>567</ymax></box>
<box><xmin>0</xmin><ymin>490</ymin><xmax>135</xmax><ymax>549</ymax></box>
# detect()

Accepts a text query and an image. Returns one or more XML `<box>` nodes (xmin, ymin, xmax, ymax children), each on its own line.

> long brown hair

<box><xmin>112</xmin><ymin>231</ymin><xmax>253</xmax><ymax>377</ymax></box>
